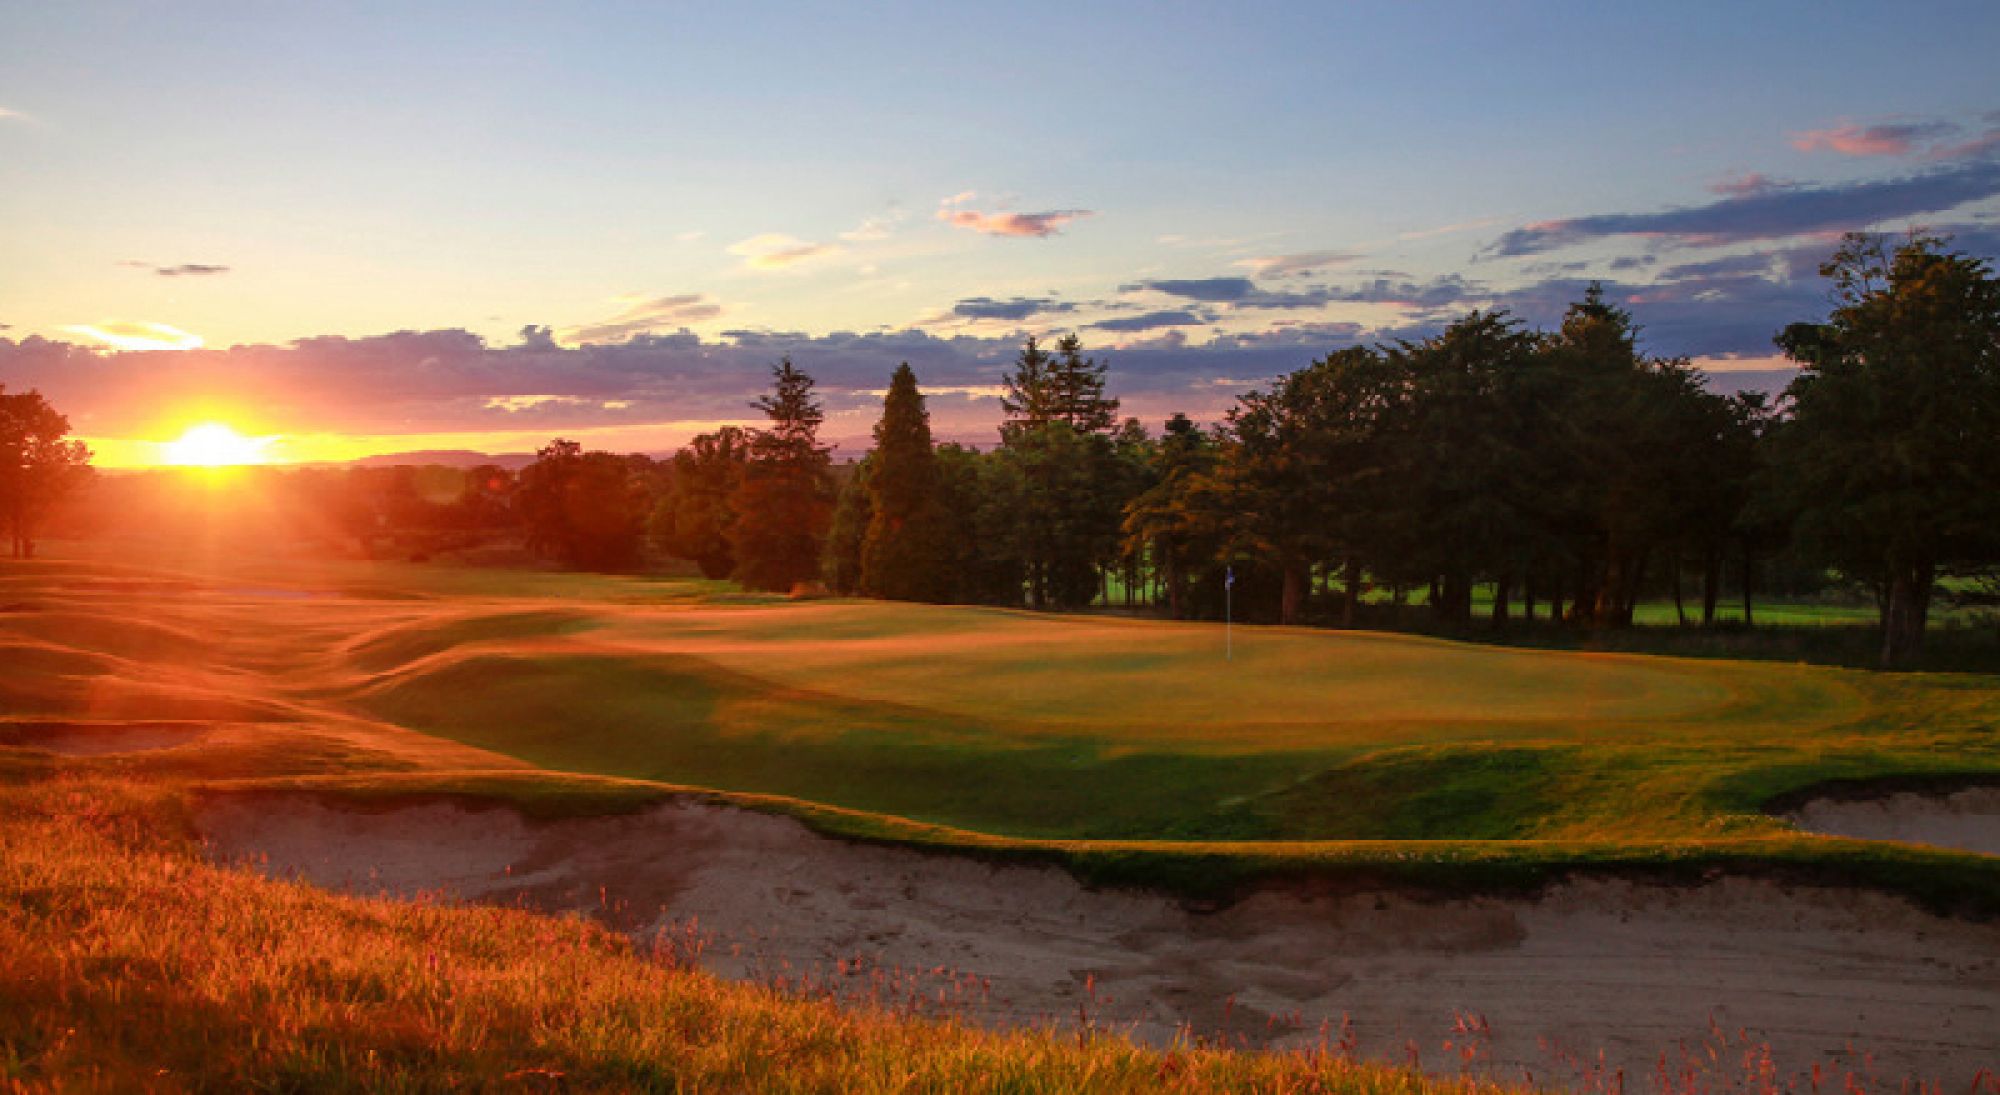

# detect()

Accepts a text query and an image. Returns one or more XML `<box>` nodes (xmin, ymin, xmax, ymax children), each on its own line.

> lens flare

<box><xmin>161</xmin><ymin>422</ymin><xmax>271</xmax><ymax>467</ymax></box>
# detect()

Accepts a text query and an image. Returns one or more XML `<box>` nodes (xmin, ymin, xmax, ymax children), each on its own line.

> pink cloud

<box><xmin>938</xmin><ymin>207</ymin><xmax>1092</xmax><ymax>238</ymax></box>
<box><xmin>1790</xmin><ymin>121</ymin><xmax>1952</xmax><ymax>157</ymax></box>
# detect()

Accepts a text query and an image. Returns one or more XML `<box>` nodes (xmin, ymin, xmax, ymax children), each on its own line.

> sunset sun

<box><xmin>161</xmin><ymin>422</ymin><xmax>270</xmax><ymax>467</ymax></box>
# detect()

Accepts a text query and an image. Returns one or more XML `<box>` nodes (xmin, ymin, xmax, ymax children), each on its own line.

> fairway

<box><xmin>5</xmin><ymin>548</ymin><xmax>1996</xmax><ymax>848</ymax></box>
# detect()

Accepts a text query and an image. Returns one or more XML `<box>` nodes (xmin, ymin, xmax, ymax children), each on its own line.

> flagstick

<box><xmin>1225</xmin><ymin>565</ymin><xmax>1233</xmax><ymax>662</ymax></box>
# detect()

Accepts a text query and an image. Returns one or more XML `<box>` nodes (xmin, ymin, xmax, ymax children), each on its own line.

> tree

<box><xmin>653</xmin><ymin>427</ymin><xmax>748</xmax><ymax>579</ymax></box>
<box><xmin>730</xmin><ymin>359</ymin><xmax>834</xmax><ymax>592</ymax></box>
<box><xmin>822</xmin><ymin>456</ymin><xmax>873</xmax><ymax>595</ymax></box>
<box><xmin>1121</xmin><ymin>413</ymin><xmax>1220</xmax><ymax>618</ymax></box>
<box><xmin>936</xmin><ymin>443</ymin><xmax>1029</xmax><ymax>605</ymax></box>
<box><xmin>1049</xmin><ymin>333</ymin><xmax>1121</xmax><ymax>434</ymax></box>
<box><xmin>860</xmin><ymin>363</ymin><xmax>956</xmax><ymax>602</ymax></box>
<box><xmin>1776</xmin><ymin>232</ymin><xmax>2000</xmax><ymax>666</ymax></box>
<box><xmin>999</xmin><ymin>336</ymin><xmax>1061</xmax><ymax>441</ymax></box>
<box><xmin>997</xmin><ymin>335</ymin><xmax>1128</xmax><ymax>609</ymax></box>
<box><xmin>515</xmin><ymin>439</ymin><xmax>651</xmax><ymax>570</ymax></box>
<box><xmin>0</xmin><ymin>387</ymin><xmax>93</xmax><ymax>559</ymax></box>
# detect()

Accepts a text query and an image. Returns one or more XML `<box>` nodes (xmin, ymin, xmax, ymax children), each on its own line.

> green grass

<box><xmin>7</xmin><ymin>543</ymin><xmax>2000</xmax><ymax>906</ymax></box>
<box><xmin>337</xmin><ymin>601</ymin><xmax>2000</xmax><ymax>856</ymax></box>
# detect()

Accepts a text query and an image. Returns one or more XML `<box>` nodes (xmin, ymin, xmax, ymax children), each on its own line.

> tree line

<box><xmin>621</xmin><ymin>232</ymin><xmax>1999</xmax><ymax>667</ymax></box>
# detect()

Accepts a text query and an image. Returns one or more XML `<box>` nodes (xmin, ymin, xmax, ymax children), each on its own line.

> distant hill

<box><xmin>346</xmin><ymin>450</ymin><xmax>539</xmax><ymax>470</ymax></box>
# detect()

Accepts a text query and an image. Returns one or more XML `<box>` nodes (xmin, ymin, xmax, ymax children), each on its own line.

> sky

<box><xmin>3</xmin><ymin>1</ymin><xmax>2000</xmax><ymax>464</ymax></box>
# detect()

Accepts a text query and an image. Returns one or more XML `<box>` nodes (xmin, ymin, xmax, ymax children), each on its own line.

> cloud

<box><xmin>1932</xmin><ymin>127</ymin><xmax>2000</xmax><ymax>162</ymax></box>
<box><xmin>950</xmin><ymin>296</ymin><xmax>1077</xmax><ymax>321</ymax></box>
<box><xmin>727</xmin><ymin>233</ymin><xmax>840</xmax><ymax>270</ymax></box>
<box><xmin>1125</xmin><ymin>274</ymin><xmax>1483</xmax><ymax>311</ymax></box>
<box><xmin>561</xmin><ymin>294</ymin><xmax>724</xmax><ymax>344</ymax></box>
<box><xmin>0</xmin><ymin>107</ymin><xmax>27</xmax><ymax>123</ymax></box>
<box><xmin>1485</xmin><ymin>158</ymin><xmax>2000</xmax><ymax>256</ymax></box>
<box><xmin>61</xmin><ymin>320</ymin><xmax>204</xmax><ymax>351</ymax></box>
<box><xmin>1123</xmin><ymin>276</ymin><xmax>1342</xmax><ymax>310</ymax></box>
<box><xmin>1790</xmin><ymin>121</ymin><xmax>1958</xmax><ymax>157</ymax></box>
<box><xmin>1708</xmin><ymin>172</ymin><xmax>1788</xmax><ymax>198</ymax></box>
<box><xmin>121</xmin><ymin>261</ymin><xmax>231</xmax><ymax>277</ymax></box>
<box><xmin>840</xmin><ymin>209</ymin><xmax>905</xmax><ymax>242</ymax></box>
<box><xmin>1091</xmin><ymin>309</ymin><xmax>1208</xmax><ymax>332</ymax></box>
<box><xmin>1235</xmin><ymin>250</ymin><xmax>1359</xmax><ymax>278</ymax></box>
<box><xmin>939</xmin><ymin>207</ymin><xmax>1093</xmax><ymax>238</ymax></box>
<box><xmin>1127</xmin><ymin>277</ymin><xmax>1260</xmax><ymax>303</ymax></box>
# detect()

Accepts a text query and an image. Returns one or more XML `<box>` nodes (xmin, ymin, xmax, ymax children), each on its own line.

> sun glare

<box><xmin>161</xmin><ymin>422</ymin><xmax>271</xmax><ymax>467</ymax></box>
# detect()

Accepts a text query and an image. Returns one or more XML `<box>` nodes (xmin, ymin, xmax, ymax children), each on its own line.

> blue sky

<box><xmin>3</xmin><ymin>2</ymin><xmax>1999</xmax><ymax>460</ymax></box>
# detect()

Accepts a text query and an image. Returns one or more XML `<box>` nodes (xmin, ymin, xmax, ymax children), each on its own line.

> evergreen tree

<box><xmin>997</xmin><ymin>335</ymin><xmax>1130</xmax><ymax>609</ymax></box>
<box><xmin>730</xmin><ymin>359</ymin><xmax>834</xmax><ymax>592</ymax></box>
<box><xmin>822</xmin><ymin>457</ymin><xmax>873</xmax><ymax>595</ymax></box>
<box><xmin>936</xmin><ymin>443</ymin><xmax>1029</xmax><ymax>605</ymax></box>
<box><xmin>1050</xmin><ymin>333</ymin><xmax>1121</xmax><ymax>434</ymax></box>
<box><xmin>998</xmin><ymin>336</ymin><xmax>1061</xmax><ymax>442</ymax></box>
<box><xmin>1121</xmin><ymin>413</ymin><xmax>1219</xmax><ymax>618</ymax></box>
<box><xmin>861</xmin><ymin>363</ymin><xmax>956</xmax><ymax>602</ymax></box>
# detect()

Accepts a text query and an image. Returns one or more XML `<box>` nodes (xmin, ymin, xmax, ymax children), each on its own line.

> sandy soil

<box><xmin>1789</xmin><ymin>786</ymin><xmax>2000</xmax><ymax>857</ymax></box>
<box><xmin>200</xmin><ymin>794</ymin><xmax>2000</xmax><ymax>1087</ymax></box>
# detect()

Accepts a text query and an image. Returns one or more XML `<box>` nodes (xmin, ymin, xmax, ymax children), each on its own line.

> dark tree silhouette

<box><xmin>1776</xmin><ymin>233</ymin><xmax>2000</xmax><ymax>666</ymax></box>
<box><xmin>515</xmin><ymin>439</ymin><xmax>652</xmax><ymax>570</ymax></box>
<box><xmin>860</xmin><ymin>363</ymin><xmax>956</xmax><ymax>602</ymax></box>
<box><xmin>653</xmin><ymin>426</ymin><xmax>748</xmax><ymax>579</ymax></box>
<box><xmin>730</xmin><ymin>359</ymin><xmax>834</xmax><ymax>592</ymax></box>
<box><xmin>0</xmin><ymin>387</ymin><xmax>93</xmax><ymax>559</ymax></box>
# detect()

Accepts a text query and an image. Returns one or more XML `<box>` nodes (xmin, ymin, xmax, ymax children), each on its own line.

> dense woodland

<box><xmin>9</xmin><ymin>233</ymin><xmax>1999</xmax><ymax>667</ymax></box>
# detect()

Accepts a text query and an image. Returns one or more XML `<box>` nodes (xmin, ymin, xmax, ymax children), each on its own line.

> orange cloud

<box><xmin>560</xmin><ymin>294</ymin><xmax>723</xmax><ymax>344</ymax></box>
<box><xmin>938</xmin><ymin>207</ymin><xmax>1093</xmax><ymax>238</ymax></box>
<box><xmin>727</xmin><ymin>232</ymin><xmax>840</xmax><ymax>270</ymax></box>
<box><xmin>63</xmin><ymin>320</ymin><xmax>204</xmax><ymax>351</ymax></box>
<box><xmin>1790</xmin><ymin>121</ymin><xmax>1952</xmax><ymax>157</ymax></box>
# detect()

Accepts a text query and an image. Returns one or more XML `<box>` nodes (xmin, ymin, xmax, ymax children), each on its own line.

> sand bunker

<box><xmin>1</xmin><ymin>720</ymin><xmax>209</xmax><ymax>756</ymax></box>
<box><xmin>199</xmin><ymin>794</ymin><xmax>2000</xmax><ymax>1087</ymax></box>
<box><xmin>1789</xmin><ymin>784</ymin><xmax>2000</xmax><ymax>857</ymax></box>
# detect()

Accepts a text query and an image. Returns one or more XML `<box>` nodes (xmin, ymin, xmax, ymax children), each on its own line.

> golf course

<box><xmin>4</xmin><ymin>544</ymin><xmax>1999</xmax><ymax>1090</ymax></box>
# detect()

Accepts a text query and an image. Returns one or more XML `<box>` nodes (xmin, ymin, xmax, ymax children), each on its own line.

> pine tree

<box><xmin>857</xmin><ymin>363</ymin><xmax>956</xmax><ymax>601</ymax></box>
<box><xmin>998</xmin><ymin>336</ymin><xmax>1060</xmax><ymax>442</ymax></box>
<box><xmin>1050</xmin><ymin>333</ymin><xmax>1120</xmax><ymax>434</ymax></box>
<box><xmin>730</xmin><ymin>359</ymin><xmax>834</xmax><ymax>592</ymax></box>
<box><xmin>822</xmin><ymin>457</ymin><xmax>873</xmax><ymax>595</ymax></box>
<box><xmin>997</xmin><ymin>335</ymin><xmax>1131</xmax><ymax>609</ymax></box>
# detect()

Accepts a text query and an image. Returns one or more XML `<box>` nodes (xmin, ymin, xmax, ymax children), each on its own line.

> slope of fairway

<box><xmin>340</xmin><ymin>599</ymin><xmax>1995</xmax><ymax>845</ymax></box>
<box><xmin>8</xmin><ymin>549</ymin><xmax>1999</xmax><ymax>854</ymax></box>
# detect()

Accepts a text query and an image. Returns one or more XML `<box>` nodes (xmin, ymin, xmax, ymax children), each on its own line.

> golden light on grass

<box><xmin>161</xmin><ymin>421</ymin><xmax>272</xmax><ymax>467</ymax></box>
